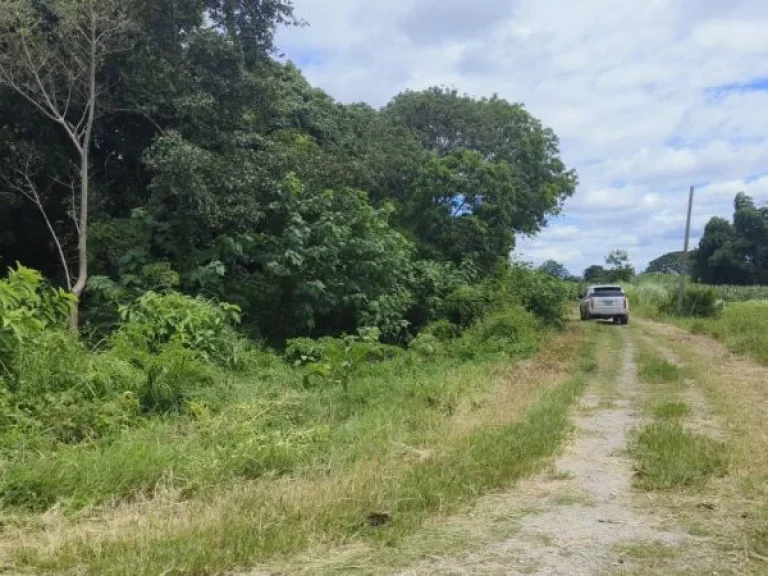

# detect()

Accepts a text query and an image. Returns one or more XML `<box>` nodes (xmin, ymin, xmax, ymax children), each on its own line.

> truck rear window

<box><xmin>594</xmin><ymin>288</ymin><xmax>624</xmax><ymax>296</ymax></box>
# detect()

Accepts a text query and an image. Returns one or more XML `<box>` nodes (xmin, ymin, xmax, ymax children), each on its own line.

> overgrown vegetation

<box><xmin>0</xmin><ymin>2</ymin><xmax>588</xmax><ymax>572</ymax></box>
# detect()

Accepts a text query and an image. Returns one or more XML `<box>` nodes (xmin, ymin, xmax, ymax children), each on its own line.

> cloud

<box><xmin>278</xmin><ymin>0</ymin><xmax>768</xmax><ymax>273</ymax></box>
<box><xmin>398</xmin><ymin>0</ymin><xmax>514</xmax><ymax>46</ymax></box>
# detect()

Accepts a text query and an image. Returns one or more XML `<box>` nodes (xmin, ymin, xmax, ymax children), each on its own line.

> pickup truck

<box><xmin>579</xmin><ymin>285</ymin><xmax>629</xmax><ymax>325</ymax></box>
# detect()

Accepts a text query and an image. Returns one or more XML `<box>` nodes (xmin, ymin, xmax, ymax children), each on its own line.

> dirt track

<box><xmin>399</xmin><ymin>325</ymin><xmax>716</xmax><ymax>575</ymax></box>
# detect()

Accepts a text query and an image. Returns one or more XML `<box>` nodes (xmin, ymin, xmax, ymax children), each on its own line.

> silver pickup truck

<box><xmin>579</xmin><ymin>285</ymin><xmax>629</xmax><ymax>325</ymax></box>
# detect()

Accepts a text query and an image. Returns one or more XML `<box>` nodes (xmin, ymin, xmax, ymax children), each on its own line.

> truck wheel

<box><xmin>621</xmin><ymin>316</ymin><xmax>629</xmax><ymax>326</ymax></box>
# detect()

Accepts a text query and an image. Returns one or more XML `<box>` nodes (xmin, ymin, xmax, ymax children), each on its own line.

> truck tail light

<box><xmin>623</xmin><ymin>296</ymin><xmax>627</xmax><ymax>310</ymax></box>
<box><xmin>589</xmin><ymin>297</ymin><xmax>594</xmax><ymax>310</ymax></box>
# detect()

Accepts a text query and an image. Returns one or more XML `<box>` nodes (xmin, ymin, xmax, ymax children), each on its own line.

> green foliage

<box><xmin>0</xmin><ymin>264</ymin><xmax>73</xmax><ymax>362</ymax></box>
<box><xmin>137</xmin><ymin>343</ymin><xmax>226</xmax><ymax>415</ymax></box>
<box><xmin>686</xmin><ymin>301</ymin><xmax>768</xmax><ymax>364</ymax></box>
<box><xmin>459</xmin><ymin>305</ymin><xmax>541</xmax><ymax>359</ymax></box>
<box><xmin>505</xmin><ymin>264</ymin><xmax>570</xmax><ymax>327</ymax></box>
<box><xmin>407</xmin><ymin>332</ymin><xmax>444</xmax><ymax>359</ymax></box>
<box><xmin>661</xmin><ymin>285</ymin><xmax>719</xmax><ymax>318</ymax></box>
<box><xmin>645</xmin><ymin>251</ymin><xmax>685</xmax><ymax>275</ymax></box>
<box><xmin>538</xmin><ymin>259</ymin><xmax>570</xmax><ymax>280</ymax></box>
<box><xmin>583</xmin><ymin>264</ymin><xmax>608</xmax><ymax>282</ymax></box>
<box><xmin>420</xmin><ymin>319</ymin><xmax>459</xmax><ymax>342</ymax></box>
<box><xmin>113</xmin><ymin>291</ymin><xmax>242</xmax><ymax>366</ymax></box>
<box><xmin>440</xmin><ymin>284</ymin><xmax>494</xmax><ymax>328</ymax></box>
<box><xmin>695</xmin><ymin>193</ymin><xmax>768</xmax><ymax>285</ymax></box>
<box><xmin>605</xmin><ymin>250</ymin><xmax>635</xmax><ymax>282</ymax></box>
<box><xmin>289</xmin><ymin>328</ymin><xmax>402</xmax><ymax>391</ymax></box>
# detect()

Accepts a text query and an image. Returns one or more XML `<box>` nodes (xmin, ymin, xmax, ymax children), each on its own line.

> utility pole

<box><xmin>677</xmin><ymin>185</ymin><xmax>695</xmax><ymax>313</ymax></box>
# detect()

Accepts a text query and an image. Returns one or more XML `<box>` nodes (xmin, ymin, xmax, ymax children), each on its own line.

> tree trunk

<box><xmin>68</xmin><ymin>6</ymin><xmax>97</xmax><ymax>334</ymax></box>
<box><xmin>69</xmin><ymin>147</ymin><xmax>89</xmax><ymax>333</ymax></box>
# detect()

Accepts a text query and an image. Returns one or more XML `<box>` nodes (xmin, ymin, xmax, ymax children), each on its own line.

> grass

<box><xmin>631</xmin><ymin>422</ymin><xmax>728</xmax><ymax>490</ymax></box>
<box><xmin>1</xmin><ymin>325</ymin><xmax>595</xmax><ymax>575</ymax></box>
<box><xmin>638</xmin><ymin>355</ymin><xmax>683</xmax><ymax>384</ymax></box>
<box><xmin>653</xmin><ymin>401</ymin><xmax>690</xmax><ymax>420</ymax></box>
<box><xmin>681</xmin><ymin>301</ymin><xmax>768</xmax><ymax>365</ymax></box>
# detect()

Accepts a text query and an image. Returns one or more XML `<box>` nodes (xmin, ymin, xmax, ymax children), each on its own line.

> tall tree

<box><xmin>584</xmin><ymin>265</ymin><xmax>607</xmax><ymax>282</ymax></box>
<box><xmin>645</xmin><ymin>251</ymin><xmax>685</xmax><ymax>275</ymax></box>
<box><xmin>386</xmin><ymin>87</ymin><xmax>578</xmax><ymax>236</ymax></box>
<box><xmin>605</xmin><ymin>250</ymin><xmax>634</xmax><ymax>282</ymax></box>
<box><xmin>539</xmin><ymin>260</ymin><xmax>570</xmax><ymax>279</ymax></box>
<box><xmin>0</xmin><ymin>0</ymin><xmax>131</xmax><ymax>330</ymax></box>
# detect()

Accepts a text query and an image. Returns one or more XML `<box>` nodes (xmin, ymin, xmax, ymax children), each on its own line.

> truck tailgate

<box><xmin>593</xmin><ymin>296</ymin><xmax>626</xmax><ymax>314</ymax></box>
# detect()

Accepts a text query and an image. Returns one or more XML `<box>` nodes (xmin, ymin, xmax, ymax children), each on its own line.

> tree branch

<box><xmin>2</xmin><ymin>160</ymin><xmax>73</xmax><ymax>291</ymax></box>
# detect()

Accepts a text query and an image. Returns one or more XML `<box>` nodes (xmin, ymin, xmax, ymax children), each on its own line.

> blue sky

<box><xmin>277</xmin><ymin>0</ymin><xmax>768</xmax><ymax>276</ymax></box>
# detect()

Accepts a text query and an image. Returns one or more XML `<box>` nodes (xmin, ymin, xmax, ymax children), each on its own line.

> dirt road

<box><xmin>397</xmin><ymin>324</ymin><xmax>726</xmax><ymax>575</ymax></box>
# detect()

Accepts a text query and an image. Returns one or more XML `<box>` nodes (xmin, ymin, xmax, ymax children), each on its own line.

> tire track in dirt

<box><xmin>399</xmin><ymin>327</ymin><xmax>706</xmax><ymax>575</ymax></box>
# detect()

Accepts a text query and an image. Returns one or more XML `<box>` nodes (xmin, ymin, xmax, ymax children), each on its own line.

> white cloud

<box><xmin>278</xmin><ymin>0</ymin><xmax>768</xmax><ymax>273</ymax></box>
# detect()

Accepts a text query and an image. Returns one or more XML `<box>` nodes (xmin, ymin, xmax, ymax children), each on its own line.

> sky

<box><xmin>277</xmin><ymin>0</ymin><xmax>768</xmax><ymax>276</ymax></box>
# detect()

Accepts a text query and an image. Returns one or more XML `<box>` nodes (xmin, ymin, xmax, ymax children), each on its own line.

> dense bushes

<box><xmin>660</xmin><ymin>285</ymin><xmax>719</xmax><ymax>317</ymax></box>
<box><xmin>0</xmin><ymin>265</ymin><xmax>73</xmax><ymax>363</ymax></box>
<box><xmin>0</xmin><ymin>261</ymin><xmax>571</xmax><ymax>510</ymax></box>
<box><xmin>627</xmin><ymin>278</ymin><xmax>720</xmax><ymax>318</ymax></box>
<box><xmin>113</xmin><ymin>291</ymin><xmax>243</xmax><ymax>367</ymax></box>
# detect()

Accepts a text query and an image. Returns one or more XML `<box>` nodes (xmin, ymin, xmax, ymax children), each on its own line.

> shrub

<box><xmin>440</xmin><ymin>284</ymin><xmax>493</xmax><ymax>327</ymax></box>
<box><xmin>661</xmin><ymin>285</ymin><xmax>719</xmax><ymax>317</ymax></box>
<box><xmin>408</xmin><ymin>332</ymin><xmax>444</xmax><ymax>359</ymax></box>
<box><xmin>504</xmin><ymin>265</ymin><xmax>569</xmax><ymax>327</ymax></box>
<box><xmin>113</xmin><ymin>291</ymin><xmax>242</xmax><ymax>366</ymax></box>
<box><xmin>421</xmin><ymin>319</ymin><xmax>459</xmax><ymax>342</ymax></box>
<box><xmin>137</xmin><ymin>343</ymin><xmax>227</xmax><ymax>415</ymax></box>
<box><xmin>0</xmin><ymin>265</ymin><xmax>73</xmax><ymax>364</ymax></box>
<box><xmin>459</xmin><ymin>305</ymin><xmax>541</xmax><ymax>359</ymax></box>
<box><xmin>291</xmin><ymin>329</ymin><xmax>402</xmax><ymax>391</ymax></box>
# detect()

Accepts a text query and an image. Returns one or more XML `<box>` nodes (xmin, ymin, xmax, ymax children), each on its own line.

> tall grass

<box><xmin>686</xmin><ymin>301</ymin><xmax>768</xmax><ymax>364</ymax></box>
<box><xmin>8</xmin><ymin>327</ymin><xmax>595</xmax><ymax>575</ymax></box>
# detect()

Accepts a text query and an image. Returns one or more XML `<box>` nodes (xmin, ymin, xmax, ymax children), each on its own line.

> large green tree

<box><xmin>694</xmin><ymin>193</ymin><xmax>768</xmax><ymax>285</ymax></box>
<box><xmin>645</xmin><ymin>251</ymin><xmax>685</xmax><ymax>275</ymax></box>
<box><xmin>0</xmin><ymin>3</ymin><xmax>578</xmax><ymax>343</ymax></box>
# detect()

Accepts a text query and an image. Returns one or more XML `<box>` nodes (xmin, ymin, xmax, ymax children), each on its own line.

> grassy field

<box><xmin>627</xmin><ymin>274</ymin><xmax>768</xmax><ymax>365</ymax></box>
<box><xmin>0</xmin><ymin>322</ymin><xmax>595</xmax><ymax>575</ymax></box>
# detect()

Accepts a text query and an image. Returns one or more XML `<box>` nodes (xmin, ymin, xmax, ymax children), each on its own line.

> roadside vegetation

<box><xmin>0</xmin><ymin>263</ymin><xmax>591</xmax><ymax>574</ymax></box>
<box><xmin>631</xmin><ymin>345</ymin><xmax>728</xmax><ymax>492</ymax></box>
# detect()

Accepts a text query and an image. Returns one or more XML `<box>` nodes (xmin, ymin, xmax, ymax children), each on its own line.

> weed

<box><xmin>638</xmin><ymin>356</ymin><xmax>682</xmax><ymax>384</ymax></box>
<box><xmin>631</xmin><ymin>423</ymin><xmax>728</xmax><ymax>490</ymax></box>
<box><xmin>653</xmin><ymin>401</ymin><xmax>690</xmax><ymax>420</ymax></box>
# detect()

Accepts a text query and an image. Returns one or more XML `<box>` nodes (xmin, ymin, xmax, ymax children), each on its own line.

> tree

<box><xmin>401</xmin><ymin>149</ymin><xmax>522</xmax><ymax>273</ymax></box>
<box><xmin>0</xmin><ymin>0</ymin><xmax>132</xmax><ymax>330</ymax></box>
<box><xmin>584</xmin><ymin>265</ymin><xmax>607</xmax><ymax>282</ymax></box>
<box><xmin>605</xmin><ymin>250</ymin><xmax>635</xmax><ymax>282</ymax></box>
<box><xmin>645</xmin><ymin>251</ymin><xmax>685</xmax><ymax>275</ymax></box>
<box><xmin>694</xmin><ymin>193</ymin><xmax>768</xmax><ymax>285</ymax></box>
<box><xmin>386</xmin><ymin>87</ymin><xmax>578</xmax><ymax>236</ymax></box>
<box><xmin>539</xmin><ymin>260</ymin><xmax>570</xmax><ymax>280</ymax></box>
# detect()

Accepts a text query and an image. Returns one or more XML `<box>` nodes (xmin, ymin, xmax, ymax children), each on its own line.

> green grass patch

<box><xmin>638</xmin><ymin>355</ymin><xmax>682</xmax><ymax>384</ymax></box>
<box><xmin>653</xmin><ymin>401</ymin><xmax>690</xmax><ymax>420</ymax></box>
<box><xmin>631</xmin><ymin>423</ymin><xmax>728</xmax><ymax>490</ymax></box>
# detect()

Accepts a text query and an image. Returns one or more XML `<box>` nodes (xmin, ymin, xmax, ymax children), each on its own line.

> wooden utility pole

<box><xmin>677</xmin><ymin>185</ymin><xmax>695</xmax><ymax>313</ymax></box>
